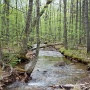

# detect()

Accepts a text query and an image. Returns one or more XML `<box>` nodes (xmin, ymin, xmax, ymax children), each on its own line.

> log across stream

<box><xmin>5</xmin><ymin>45</ymin><xmax>89</xmax><ymax>90</ymax></box>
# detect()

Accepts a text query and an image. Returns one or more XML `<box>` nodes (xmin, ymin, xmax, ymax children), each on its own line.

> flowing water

<box><xmin>28</xmin><ymin>50</ymin><xmax>88</xmax><ymax>85</ymax></box>
<box><xmin>6</xmin><ymin>48</ymin><xmax>89</xmax><ymax>90</ymax></box>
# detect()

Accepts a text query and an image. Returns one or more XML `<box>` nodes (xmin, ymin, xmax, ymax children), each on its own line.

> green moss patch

<box><xmin>59</xmin><ymin>47</ymin><xmax>90</xmax><ymax>65</ymax></box>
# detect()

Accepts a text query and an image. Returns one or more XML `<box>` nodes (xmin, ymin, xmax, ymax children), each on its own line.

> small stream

<box><xmin>6</xmin><ymin>48</ymin><xmax>89</xmax><ymax>90</ymax></box>
<box><xmin>28</xmin><ymin>50</ymin><xmax>88</xmax><ymax>85</ymax></box>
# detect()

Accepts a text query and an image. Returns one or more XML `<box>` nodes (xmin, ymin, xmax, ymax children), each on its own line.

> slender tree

<box><xmin>48</xmin><ymin>4</ymin><xmax>52</xmax><ymax>42</ymax></box>
<box><xmin>82</xmin><ymin>0</ymin><xmax>86</xmax><ymax>44</ymax></box>
<box><xmin>69</xmin><ymin>0</ymin><xmax>74</xmax><ymax>48</ymax></box>
<box><xmin>0</xmin><ymin>40</ymin><xmax>3</xmax><ymax>66</ymax></box>
<box><xmin>25</xmin><ymin>0</ymin><xmax>40</xmax><ymax>74</ymax></box>
<box><xmin>58</xmin><ymin>0</ymin><xmax>62</xmax><ymax>41</ymax></box>
<box><xmin>1</xmin><ymin>0</ymin><xmax>6</xmax><ymax>45</ymax></box>
<box><xmin>20</xmin><ymin>0</ymin><xmax>33</xmax><ymax>56</ymax></box>
<box><xmin>75</xmin><ymin>0</ymin><xmax>78</xmax><ymax>46</ymax></box>
<box><xmin>36</xmin><ymin>0</ymin><xmax>40</xmax><ymax>57</ymax></box>
<box><xmin>0</xmin><ymin>0</ymin><xmax>2</xmax><ymax>65</ymax></box>
<box><xmin>44</xmin><ymin>10</ymin><xmax>48</xmax><ymax>41</ymax></box>
<box><xmin>63</xmin><ymin>0</ymin><xmax>68</xmax><ymax>49</ymax></box>
<box><xmin>84</xmin><ymin>0</ymin><xmax>90</xmax><ymax>53</ymax></box>
<box><xmin>4</xmin><ymin>0</ymin><xmax>10</xmax><ymax>45</ymax></box>
<box><xmin>78</xmin><ymin>0</ymin><xmax>82</xmax><ymax>45</ymax></box>
<box><xmin>15</xmin><ymin>0</ymin><xmax>18</xmax><ymax>45</ymax></box>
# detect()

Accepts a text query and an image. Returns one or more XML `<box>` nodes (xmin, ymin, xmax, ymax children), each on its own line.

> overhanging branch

<box><xmin>31</xmin><ymin>0</ymin><xmax>53</xmax><ymax>31</ymax></box>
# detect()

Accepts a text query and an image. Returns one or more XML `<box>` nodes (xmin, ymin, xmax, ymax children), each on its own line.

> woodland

<box><xmin>0</xmin><ymin>0</ymin><xmax>90</xmax><ymax>90</ymax></box>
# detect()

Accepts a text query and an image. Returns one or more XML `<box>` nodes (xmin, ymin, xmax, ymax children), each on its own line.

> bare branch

<box><xmin>9</xmin><ymin>5</ymin><xmax>25</xmax><ymax>13</ymax></box>
<box><xmin>31</xmin><ymin>0</ymin><xmax>53</xmax><ymax>32</ymax></box>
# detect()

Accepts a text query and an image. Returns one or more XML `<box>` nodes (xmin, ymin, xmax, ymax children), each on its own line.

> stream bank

<box><xmin>59</xmin><ymin>47</ymin><xmax>90</xmax><ymax>70</ymax></box>
<box><xmin>5</xmin><ymin>45</ymin><xmax>90</xmax><ymax>90</ymax></box>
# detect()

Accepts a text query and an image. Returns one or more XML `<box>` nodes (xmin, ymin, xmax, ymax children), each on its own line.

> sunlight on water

<box><xmin>39</xmin><ymin>50</ymin><xmax>63</xmax><ymax>57</ymax></box>
<box><xmin>28</xmin><ymin>82</ymin><xmax>46</xmax><ymax>86</ymax></box>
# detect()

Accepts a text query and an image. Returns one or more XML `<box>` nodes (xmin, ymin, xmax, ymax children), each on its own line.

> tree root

<box><xmin>0</xmin><ymin>67</ymin><xmax>32</xmax><ymax>90</ymax></box>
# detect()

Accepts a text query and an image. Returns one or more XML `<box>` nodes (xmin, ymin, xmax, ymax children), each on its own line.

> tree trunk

<box><xmin>1</xmin><ymin>1</ymin><xmax>6</xmax><ymax>45</ymax></box>
<box><xmin>84</xmin><ymin>0</ymin><xmax>90</xmax><ymax>53</ymax></box>
<box><xmin>44</xmin><ymin>10</ymin><xmax>48</xmax><ymax>41</ymax></box>
<box><xmin>79</xmin><ymin>0</ymin><xmax>82</xmax><ymax>45</ymax></box>
<box><xmin>75</xmin><ymin>0</ymin><xmax>78</xmax><ymax>47</ymax></box>
<box><xmin>25</xmin><ymin>0</ymin><xmax>40</xmax><ymax>74</ymax></box>
<box><xmin>0</xmin><ymin>41</ymin><xmax>3</xmax><ymax>66</ymax></box>
<box><xmin>69</xmin><ymin>0</ymin><xmax>74</xmax><ymax>49</ymax></box>
<box><xmin>20</xmin><ymin>0</ymin><xmax>33</xmax><ymax>56</ymax></box>
<box><xmin>63</xmin><ymin>0</ymin><xmax>68</xmax><ymax>49</ymax></box>
<box><xmin>36</xmin><ymin>0</ymin><xmax>40</xmax><ymax>57</ymax></box>
<box><xmin>58</xmin><ymin>0</ymin><xmax>62</xmax><ymax>41</ymax></box>
<box><xmin>82</xmin><ymin>0</ymin><xmax>86</xmax><ymax>44</ymax></box>
<box><xmin>19</xmin><ymin>0</ymin><xmax>53</xmax><ymax>60</ymax></box>
<box><xmin>4</xmin><ymin>0</ymin><xmax>10</xmax><ymax>45</ymax></box>
<box><xmin>15</xmin><ymin>0</ymin><xmax>18</xmax><ymax>46</ymax></box>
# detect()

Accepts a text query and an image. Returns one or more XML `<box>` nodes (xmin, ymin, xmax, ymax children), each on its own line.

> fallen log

<box><xmin>49</xmin><ymin>84</ymin><xmax>76</xmax><ymax>90</ymax></box>
<box><xmin>17</xmin><ymin>43</ymin><xmax>63</xmax><ymax>64</ymax></box>
<box><xmin>32</xmin><ymin>43</ymin><xmax>63</xmax><ymax>50</ymax></box>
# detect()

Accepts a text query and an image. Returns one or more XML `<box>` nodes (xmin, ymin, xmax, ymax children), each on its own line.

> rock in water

<box><xmin>54</xmin><ymin>61</ymin><xmax>66</xmax><ymax>67</ymax></box>
<box><xmin>87</xmin><ymin>63</ymin><xmax>90</xmax><ymax>71</ymax></box>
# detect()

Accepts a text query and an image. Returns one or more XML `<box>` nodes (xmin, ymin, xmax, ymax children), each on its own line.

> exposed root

<box><xmin>0</xmin><ymin>67</ymin><xmax>32</xmax><ymax>90</ymax></box>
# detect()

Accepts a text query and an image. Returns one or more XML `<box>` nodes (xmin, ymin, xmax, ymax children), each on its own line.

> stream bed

<box><xmin>6</xmin><ymin>49</ymin><xmax>89</xmax><ymax>90</ymax></box>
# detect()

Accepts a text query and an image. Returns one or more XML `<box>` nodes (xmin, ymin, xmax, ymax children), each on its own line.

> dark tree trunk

<box><xmin>84</xmin><ymin>0</ymin><xmax>90</xmax><ymax>53</ymax></box>
<box><xmin>82</xmin><ymin>0</ymin><xmax>86</xmax><ymax>44</ymax></box>
<box><xmin>36</xmin><ymin>0</ymin><xmax>40</xmax><ymax>57</ymax></box>
<box><xmin>79</xmin><ymin>0</ymin><xmax>82</xmax><ymax>45</ymax></box>
<box><xmin>0</xmin><ymin>41</ymin><xmax>2</xmax><ymax>66</ymax></box>
<box><xmin>75</xmin><ymin>0</ymin><xmax>78</xmax><ymax>46</ymax></box>
<box><xmin>44</xmin><ymin>10</ymin><xmax>48</xmax><ymax>41</ymax></box>
<box><xmin>15</xmin><ymin>0</ymin><xmax>18</xmax><ymax>46</ymax></box>
<box><xmin>58</xmin><ymin>0</ymin><xmax>62</xmax><ymax>41</ymax></box>
<box><xmin>69</xmin><ymin>0</ymin><xmax>74</xmax><ymax>49</ymax></box>
<box><xmin>20</xmin><ymin>0</ymin><xmax>33</xmax><ymax>56</ymax></box>
<box><xmin>1</xmin><ymin>0</ymin><xmax>7</xmax><ymax>45</ymax></box>
<box><xmin>63</xmin><ymin>0</ymin><xmax>68</xmax><ymax>49</ymax></box>
<box><xmin>25</xmin><ymin>0</ymin><xmax>40</xmax><ymax>74</ymax></box>
<box><xmin>48</xmin><ymin>4</ymin><xmax>52</xmax><ymax>42</ymax></box>
<box><xmin>4</xmin><ymin>0</ymin><xmax>10</xmax><ymax>45</ymax></box>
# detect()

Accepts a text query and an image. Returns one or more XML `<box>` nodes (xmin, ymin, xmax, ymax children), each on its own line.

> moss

<box><xmin>59</xmin><ymin>47</ymin><xmax>65</xmax><ymax>53</ymax></box>
<box><xmin>59</xmin><ymin>47</ymin><xmax>90</xmax><ymax>65</ymax></box>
